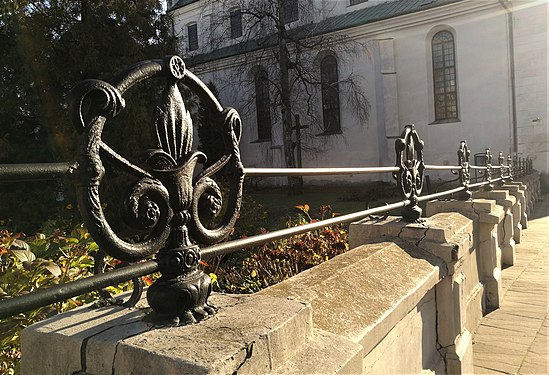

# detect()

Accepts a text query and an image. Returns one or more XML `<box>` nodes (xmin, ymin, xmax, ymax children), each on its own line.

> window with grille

<box><xmin>255</xmin><ymin>68</ymin><xmax>272</xmax><ymax>140</ymax></box>
<box><xmin>432</xmin><ymin>31</ymin><xmax>458</xmax><ymax>121</ymax></box>
<box><xmin>320</xmin><ymin>55</ymin><xmax>341</xmax><ymax>133</ymax></box>
<box><xmin>283</xmin><ymin>0</ymin><xmax>299</xmax><ymax>23</ymax></box>
<box><xmin>188</xmin><ymin>23</ymin><xmax>198</xmax><ymax>51</ymax></box>
<box><xmin>230</xmin><ymin>9</ymin><xmax>242</xmax><ymax>39</ymax></box>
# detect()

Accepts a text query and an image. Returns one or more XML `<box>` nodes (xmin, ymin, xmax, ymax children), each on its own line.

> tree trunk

<box><xmin>277</xmin><ymin>0</ymin><xmax>302</xmax><ymax>195</ymax></box>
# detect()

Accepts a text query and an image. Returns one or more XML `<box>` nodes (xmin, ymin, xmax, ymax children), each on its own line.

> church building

<box><xmin>167</xmin><ymin>0</ymin><xmax>548</xmax><ymax>183</ymax></box>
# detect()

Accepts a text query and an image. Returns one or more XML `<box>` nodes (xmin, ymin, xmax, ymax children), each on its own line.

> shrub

<box><xmin>206</xmin><ymin>204</ymin><xmax>348</xmax><ymax>293</ymax></box>
<box><xmin>0</xmin><ymin>225</ymin><xmax>141</xmax><ymax>374</ymax></box>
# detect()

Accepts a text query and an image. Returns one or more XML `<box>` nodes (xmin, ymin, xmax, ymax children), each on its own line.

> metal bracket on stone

<box><xmin>457</xmin><ymin>140</ymin><xmax>472</xmax><ymax>200</ymax></box>
<box><xmin>394</xmin><ymin>124</ymin><xmax>425</xmax><ymax>222</ymax></box>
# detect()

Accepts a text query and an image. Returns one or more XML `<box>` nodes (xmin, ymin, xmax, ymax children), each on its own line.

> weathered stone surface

<box><xmin>445</xmin><ymin>329</ymin><xmax>474</xmax><ymax>375</ymax></box>
<box><xmin>259</xmin><ymin>241</ymin><xmax>445</xmax><ymax>356</ymax></box>
<box><xmin>360</xmin><ymin>289</ymin><xmax>444</xmax><ymax>374</ymax></box>
<box><xmin>112</xmin><ymin>294</ymin><xmax>312</xmax><ymax>375</ymax></box>
<box><xmin>506</xmin><ymin>181</ymin><xmax>530</xmax><ymax>220</ymax></box>
<box><xmin>21</xmin><ymin>296</ymin><xmax>151</xmax><ymax>375</ymax></box>
<box><xmin>501</xmin><ymin>184</ymin><xmax>526</xmax><ymax>242</ymax></box>
<box><xmin>269</xmin><ymin>329</ymin><xmax>363</xmax><ymax>375</ymax></box>
<box><xmin>348</xmin><ymin>212</ymin><xmax>483</xmax><ymax>374</ymax></box>
<box><xmin>473</xmin><ymin>190</ymin><xmax>516</xmax><ymax>266</ymax></box>
<box><xmin>22</xmin><ymin>293</ymin><xmax>312</xmax><ymax>375</ymax></box>
<box><xmin>426</xmin><ymin>198</ymin><xmax>506</xmax><ymax>309</ymax></box>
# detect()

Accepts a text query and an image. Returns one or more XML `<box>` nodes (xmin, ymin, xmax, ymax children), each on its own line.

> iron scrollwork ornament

<box><xmin>394</xmin><ymin>124</ymin><xmax>425</xmax><ymax>222</ymax></box>
<box><xmin>70</xmin><ymin>56</ymin><xmax>244</xmax><ymax>325</ymax></box>
<box><xmin>498</xmin><ymin>152</ymin><xmax>505</xmax><ymax>182</ymax></box>
<box><xmin>457</xmin><ymin>140</ymin><xmax>472</xmax><ymax>200</ymax></box>
<box><xmin>484</xmin><ymin>148</ymin><xmax>493</xmax><ymax>190</ymax></box>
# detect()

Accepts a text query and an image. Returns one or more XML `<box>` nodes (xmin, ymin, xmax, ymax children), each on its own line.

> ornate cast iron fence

<box><xmin>0</xmin><ymin>56</ymin><xmax>534</xmax><ymax>323</ymax></box>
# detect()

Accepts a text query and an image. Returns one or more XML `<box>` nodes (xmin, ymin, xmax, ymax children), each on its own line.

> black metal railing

<box><xmin>0</xmin><ymin>56</ymin><xmax>534</xmax><ymax>323</ymax></box>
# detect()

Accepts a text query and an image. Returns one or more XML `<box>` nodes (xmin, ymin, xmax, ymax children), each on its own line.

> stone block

<box><xmin>503</xmin><ymin>183</ymin><xmax>528</xmax><ymax>233</ymax></box>
<box><xmin>361</xmin><ymin>289</ymin><xmax>444</xmax><ymax>374</ymax></box>
<box><xmin>22</xmin><ymin>293</ymin><xmax>313</xmax><ymax>375</ymax></box>
<box><xmin>349</xmin><ymin>212</ymin><xmax>481</xmax><ymax>374</ymax></box>
<box><xmin>21</xmin><ymin>298</ymin><xmax>151</xmax><ymax>375</ymax></box>
<box><xmin>259</xmin><ymin>242</ymin><xmax>445</xmax><ymax>356</ymax></box>
<box><xmin>425</xmin><ymin>198</ymin><xmax>504</xmax><ymax>310</ymax></box>
<box><xmin>445</xmin><ymin>329</ymin><xmax>474</xmax><ymax>375</ymax></box>
<box><xmin>269</xmin><ymin>329</ymin><xmax>363</xmax><ymax>375</ymax></box>
<box><xmin>472</xmin><ymin>190</ymin><xmax>516</xmax><ymax>266</ymax></box>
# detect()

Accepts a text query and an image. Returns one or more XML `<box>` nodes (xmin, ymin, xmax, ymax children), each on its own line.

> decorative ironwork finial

<box><xmin>70</xmin><ymin>55</ymin><xmax>244</xmax><ymax>326</ymax></box>
<box><xmin>394</xmin><ymin>124</ymin><xmax>424</xmax><ymax>222</ymax></box>
<box><xmin>498</xmin><ymin>151</ymin><xmax>504</xmax><ymax>181</ymax></box>
<box><xmin>484</xmin><ymin>148</ymin><xmax>493</xmax><ymax>190</ymax></box>
<box><xmin>457</xmin><ymin>140</ymin><xmax>471</xmax><ymax>200</ymax></box>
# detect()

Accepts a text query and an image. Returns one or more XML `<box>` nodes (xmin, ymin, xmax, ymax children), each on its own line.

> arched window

<box><xmin>432</xmin><ymin>31</ymin><xmax>458</xmax><ymax>121</ymax></box>
<box><xmin>255</xmin><ymin>68</ymin><xmax>272</xmax><ymax>140</ymax></box>
<box><xmin>320</xmin><ymin>54</ymin><xmax>341</xmax><ymax>133</ymax></box>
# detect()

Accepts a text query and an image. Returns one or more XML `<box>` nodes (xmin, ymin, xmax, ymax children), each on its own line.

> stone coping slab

<box><xmin>22</xmin><ymin>293</ymin><xmax>312</xmax><ymax>375</ymax></box>
<box><xmin>259</xmin><ymin>241</ymin><xmax>446</xmax><ymax>355</ymax></box>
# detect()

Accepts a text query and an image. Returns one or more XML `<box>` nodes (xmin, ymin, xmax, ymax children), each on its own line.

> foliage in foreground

<box><xmin>0</xmin><ymin>226</ymin><xmax>141</xmax><ymax>374</ymax></box>
<box><xmin>206</xmin><ymin>204</ymin><xmax>348</xmax><ymax>294</ymax></box>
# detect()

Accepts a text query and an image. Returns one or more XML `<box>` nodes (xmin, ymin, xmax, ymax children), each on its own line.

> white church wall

<box><xmin>512</xmin><ymin>0</ymin><xmax>548</xmax><ymax>172</ymax></box>
<box><xmin>173</xmin><ymin>0</ymin><xmax>547</xmax><ymax>185</ymax></box>
<box><xmin>387</xmin><ymin>2</ymin><xmax>512</xmax><ymax>180</ymax></box>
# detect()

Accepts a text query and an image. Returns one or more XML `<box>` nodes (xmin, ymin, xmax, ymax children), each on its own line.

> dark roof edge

<box><xmin>168</xmin><ymin>0</ymin><xmax>200</xmax><ymax>13</ymax></box>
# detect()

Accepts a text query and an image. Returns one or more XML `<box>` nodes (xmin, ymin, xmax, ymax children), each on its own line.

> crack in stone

<box><xmin>415</xmin><ymin>226</ymin><xmax>429</xmax><ymax>248</ymax></box>
<box><xmin>74</xmin><ymin>315</ymin><xmax>151</xmax><ymax>375</ymax></box>
<box><xmin>474</xmin><ymin>364</ymin><xmax>508</xmax><ymax>374</ymax></box>
<box><xmin>471</xmin><ymin>200</ymin><xmax>481</xmax><ymax>221</ymax></box>
<box><xmin>416</xmin><ymin>291</ymin><xmax>435</xmax><ymax>310</ymax></box>
<box><xmin>472</xmin><ymin>198</ymin><xmax>497</xmax><ymax>263</ymax></box>
<box><xmin>433</xmin><ymin>288</ymin><xmax>448</xmax><ymax>372</ymax></box>
<box><xmin>232</xmin><ymin>342</ymin><xmax>254</xmax><ymax>375</ymax></box>
<box><xmin>80</xmin><ymin>324</ymin><xmax>123</xmax><ymax>373</ymax></box>
<box><xmin>111</xmin><ymin>324</ymin><xmax>155</xmax><ymax>375</ymax></box>
<box><xmin>396</xmin><ymin>223</ymin><xmax>406</xmax><ymax>241</ymax></box>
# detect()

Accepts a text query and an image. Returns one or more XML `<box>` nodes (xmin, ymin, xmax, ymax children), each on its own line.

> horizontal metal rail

<box><xmin>202</xmin><ymin>200</ymin><xmax>410</xmax><ymax>259</ymax></box>
<box><xmin>243</xmin><ymin>166</ymin><xmax>399</xmax><ymax>176</ymax></box>
<box><xmin>0</xmin><ymin>199</ymin><xmax>415</xmax><ymax>318</ymax></box>
<box><xmin>468</xmin><ymin>180</ymin><xmax>491</xmax><ymax>189</ymax></box>
<box><xmin>0</xmin><ymin>260</ymin><xmax>159</xmax><ymax>319</ymax></box>
<box><xmin>424</xmin><ymin>165</ymin><xmax>461</xmax><ymax>171</ymax></box>
<box><xmin>0</xmin><ymin>153</ymin><xmax>531</xmax><ymax>320</ymax></box>
<box><xmin>0</xmin><ymin>162</ymin><xmax>74</xmax><ymax>182</ymax></box>
<box><xmin>0</xmin><ymin>162</ymin><xmax>518</xmax><ymax>319</ymax></box>
<box><xmin>417</xmin><ymin>186</ymin><xmax>466</xmax><ymax>202</ymax></box>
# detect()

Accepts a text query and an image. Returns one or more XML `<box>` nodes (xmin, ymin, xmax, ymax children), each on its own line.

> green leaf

<box><xmin>42</xmin><ymin>262</ymin><xmax>62</xmax><ymax>277</ymax></box>
<box><xmin>64</xmin><ymin>237</ymin><xmax>79</xmax><ymax>245</ymax></box>
<box><xmin>10</xmin><ymin>250</ymin><xmax>36</xmax><ymax>263</ymax></box>
<box><xmin>11</xmin><ymin>239</ymin><xmax>30</xmax><ymax>251</ymax></box>
<box><xmin>87</xmin><ymin>242</ymin><xmax>99</xmax><ymax>252</ymax></box>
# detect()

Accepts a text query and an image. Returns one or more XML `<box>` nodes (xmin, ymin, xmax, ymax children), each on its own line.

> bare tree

<box><xmin>192</xmin><ymin>0</ymin><xmax>370</xmax><ymax>193</ymax></box>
